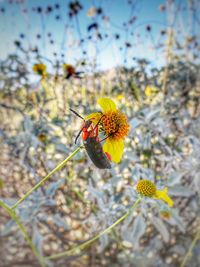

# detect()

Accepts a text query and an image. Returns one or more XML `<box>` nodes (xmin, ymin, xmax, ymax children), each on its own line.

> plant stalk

<box><xmin>180</xmin><ymin>228</ymin><xmax>200</xmax><ymax>267</ymax></box>
<box><xmin>47</xmin><ymin>197</ymin><xmax>142</xmax><ymax>260</ymax></box>
<box><xmin>0</xmin><ymin>200</ymin><xmax>46</xmax><ymax>267</ymax></box>
<box><xmin>11</xmin><ymin>146</ymin><xmax>82</xmax><ymax>210</ymax></box>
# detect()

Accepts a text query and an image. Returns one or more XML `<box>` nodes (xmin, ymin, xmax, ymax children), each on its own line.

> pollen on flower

<box><xmin>136</xmin><ymin>179</ymin><xmax>156</xmax><ymax>197</ymax></box>
<box><xmin>101</xmin><ymin>110</ymin><xmax>129</xmax><ymax>140</ymax></box>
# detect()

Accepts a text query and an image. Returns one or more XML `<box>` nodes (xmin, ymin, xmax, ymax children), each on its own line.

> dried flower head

<box><xmin>159</xmin><ymin>209</ymin><xmax>172</xmax><ymax>219</ymax></box>
<box><xmin>63</xmin><ymin>64</ymin><xmax>76</xmax><ymax>78</ymax></box>
<box><xmin>37</xmin><ymin>133</ymin><xmax>47</xmax><ymax>143</ymax></box>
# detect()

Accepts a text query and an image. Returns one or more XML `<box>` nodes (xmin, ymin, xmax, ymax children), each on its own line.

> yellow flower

<box><xmin>136</xmin><ymin>179</ymin><xmax>156</xmax><ymax>197</ymax></box>
<box><xmin>115</xmin><ymin>94</ymin><xmax>124</xmax><ymax>101</ymax></box>
<box><xmin>88</xmin><ymin>98</ymin><xmax>129</xmax><ymax>163</ymax></box>
<box><xmin>145</xmin><ymin>85</ymin><xmax>159</xmax><ymax>97</ymax></box>
<box><xmin>32</xmin><ymin>63</ymin><xmax>47</xmax><ymax>77</ymax></box>
<box><xmin>154</xmin><ymin>187</ymin><xmax>174</xmax><ymax>207</ymax></box>
<box><xmin>136</xmin><ymin>179</ymin><xmax>174</xmax><ymax>207</ymax></box>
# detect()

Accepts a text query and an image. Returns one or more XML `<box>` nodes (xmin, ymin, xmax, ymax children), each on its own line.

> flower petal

<box><xmin>154</xmin><ymin>188</ymin><xmax>174</xmax><ymax>207</ymax></box>
<box><xmin>103</xmin><ymin>139</ymin><xmax>124</xmax><ymax>163</ymax></box>
<box><xmin>85</xmin><ymin>112</ymin><xmax>102</xmax><ymax>125</ymax></box>
<box><xmin>98</xmin><ymin>98</ymin><xmax>116</xmax><ymax>112</ymax></box>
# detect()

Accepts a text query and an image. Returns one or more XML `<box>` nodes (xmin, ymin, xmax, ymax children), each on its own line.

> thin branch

<box><xmin>0</xmin><ymin>200</ymin><xmax>45</xmax><ymax>267</ymax></box>
<box><xmin>11</xmin><ymin>146</ymin><xmax>82</xmax><ymax>210</ymax></box>
<box><xmin>180</xmin><ymin>228</ymin><xmax>200</xmax><ymax>267</ymax></box>
<box><xmin>47</xmin><ymin>197</ymin><xmax>142</xmax><ymax>260</ymax></box>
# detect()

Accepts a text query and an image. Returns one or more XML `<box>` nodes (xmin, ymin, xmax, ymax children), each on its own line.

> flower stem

<box><xmin>180</xmin><ymin>228</ymin><xmax>200</xmax><ymax>267</ymax></box>
<box><xmin>11</xmin><ymin>146</ymin><xmax>82</xmax><ymax>210</ymax></box>
<box><xmin>47</xmin><ymin>197</ymin><xmax>142</xmax><ymax>260</ymax></box>
<box><xmin>0</xmin><ymin>200</ymin><xmax>46</xmax><ymax>267</ymax></box>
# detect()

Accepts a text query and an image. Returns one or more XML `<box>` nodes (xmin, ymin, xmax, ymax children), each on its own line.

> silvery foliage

<box><xmin>1</xmin><ymin>179</ymin><xmax>68</xmax><ymax>255</ymax></box>
<box><xmin>1</xmin><ymin>61</ymin><xmax>200</xmax><ymax>266</ymax></box>
<box><xmin>84</xmin><ymin>61</ymin><xmax>200</xmax><ymax>264</ymax></box>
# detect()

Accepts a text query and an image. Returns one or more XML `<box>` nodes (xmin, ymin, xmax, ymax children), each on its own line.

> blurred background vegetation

<box><xmin>0</xmin><ymin>0</ymin><xmax>200</xmax><ymax>266</ymax></box>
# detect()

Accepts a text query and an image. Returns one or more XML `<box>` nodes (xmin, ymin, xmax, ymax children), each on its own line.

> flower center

<box><xmin>101</xmin><ymin>110</ymin><xmax>129</xmax><ymax>140</ymax></box>
<box><xmin>136</xmin><ymin>179</ymin><xmax>156</xmax><ymax>197</ymax></box>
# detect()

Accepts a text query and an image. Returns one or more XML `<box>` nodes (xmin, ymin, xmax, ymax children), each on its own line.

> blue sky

<box><xmin>0</xmin><ymin>0</ymin><xmax>197</xmax><ymax>72</ymax></box>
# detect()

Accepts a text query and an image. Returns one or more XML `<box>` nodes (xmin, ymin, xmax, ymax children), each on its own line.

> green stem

<box><xmin>47</xmin><ymin>197</ymin><xmax>142</xmax><ymax>260</ymax></box>
<box><xmin>0</xmin><ymin>200</ymin><xmax>45</xmax><ymax>267</ymax></box>
<box><xmin>180</xmin><ymin>228</ymin><xmax>200</xmax><ymax>267</ymax></box>
<box><xmin>11</xmin><ymin>146</ymin><xmax>82</xmax><ymax>210</ymax></box>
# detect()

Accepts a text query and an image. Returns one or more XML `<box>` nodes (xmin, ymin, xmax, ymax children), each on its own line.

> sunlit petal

<box><xmin>85</xmin><ymin>112</ymin><xmax>102</xmax><ymax>124</ymax></box>
<box><xmin>103</xmin><ymin>139</ymin><xmax>124</xmax><ymax>163</ymax></box>
<box><xmin>154</xmin><ymin>188</ymin><xmax>174</xmax><ymax>207</ymax></box>
<box><xmin>98</xmin><ymin>98</ymin><xmax>117</xmax><ymax>112</ymax></box>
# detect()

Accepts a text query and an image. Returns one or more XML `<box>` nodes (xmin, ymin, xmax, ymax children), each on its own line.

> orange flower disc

<box><xmin>101</xmin><ymin>110</ymin><xmax>129</xmax><ymax>140</ymax></box>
